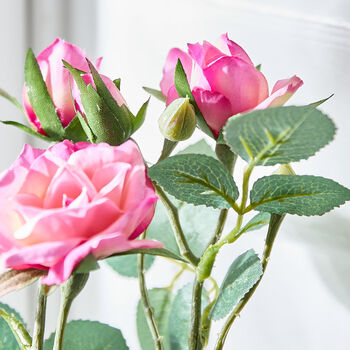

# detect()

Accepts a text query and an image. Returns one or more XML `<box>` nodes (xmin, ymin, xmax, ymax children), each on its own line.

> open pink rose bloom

<box><xmin>0</xmin><ymin>140</ymin><xmax>161</xmax><ymax>285</ymax></box>
<box><xmin>160</xmin><ymin>33</ymin><xmax>303</xmax><ymax>137</ymax></box>
<box><xmin>23</xmin><ymin>38</ymin><xmax>126</xmax><ymax>135</ymax></box>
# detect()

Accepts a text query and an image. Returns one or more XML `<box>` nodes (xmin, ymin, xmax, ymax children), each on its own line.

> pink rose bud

<box><xmin>23</xmin><ymin>38</ymin><xmax>126</xmax><ymax>135</ymax></box>
<box><xmin>0</xmin><ymin>140</ymin><xmax>161</xmax><ymax>285</ymax></box>
<box><xmin>160</xmin><ymin>34</ymin><xmax>303</xmax><ymax>138</ymax></box>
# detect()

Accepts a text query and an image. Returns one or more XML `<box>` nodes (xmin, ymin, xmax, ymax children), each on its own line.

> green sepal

<box><xmin>0</xmin><ymin>88</ymin><xmax>25</xmax><ymax>114</ymax></box>
<box><xmin>74</xmin><ymin>253</ymin><xmax>100</xmax><ymax>274</ymax></box>
<box><xmin>86</xmin><ymin>59</ymin><xmax>133</xmax><ymax>139</ymax></box>
<box><xmin>143</xmin><ymin>86</ymin><xmax>166</xmax><ymax>102</ymax></box>
<box><xmin>64</xmin><ymin>113</ymin><xmax>90</xmax><ymax>142</ymax></box>
<box><xmin>174</xmin><ymin>59</ymin><xmax>214</xmax><ymax>138</ymax></box>
<box><xmin>132</xmin><ymin>98</ymin><xmax>149</xmax><ymax>132</ymax></box>
<box><xmin>113</xmin><ymin>78</ymin><xmax>121</xmax><ymax>90</ymax></box>
<box><xmin>308</xmin><ymin>94</ymin><xmax>333</xmax><ymax>108</ymax></box>
<box><xmin>24</xmin><ymin>49</ymin><xmax>64</xmax><ymax>140</ymax></box>
<box><xmin>63</xmin><ymin>61</ymin><xmax>126</xmax><ymax>145</ymax></box>
<box><xmin>0</xmin><ymin>121</ymin><xmax>51</xmax><ymax>142</ymax></box>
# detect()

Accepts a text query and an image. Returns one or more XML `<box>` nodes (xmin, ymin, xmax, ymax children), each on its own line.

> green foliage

<box><xmin>137</xmin><ymin>288</ymin><xmax>173</xmax><ymax>350</ymax></box>
<box><xmin>110</xmin><ymin>248</ymin><xmax>186</xmax><ymax>262</ymax></box>
<box><xmin>25</xmin><ymin>49</ymin><xmax>64</xmax><ymax>140</ymax></box>
<box><xmin>106</xmin><ymin>254</ymin><xmax>155</xmax><ymax>278</ymax></box>
<box><xmin>143</xmin><ymin>87</ymin><xmax>166</xmax><ymax>102</ymax></box>
<box><xmin>210</xmin><ymin>250</ymin><xmax>262</xmax><ymax>320</ymax></box>
<box><xmin>132</xmin><ymin>98</ymin><xmax>149</xmax><ymax>133</ymax></box>
<box><xmin>74</xmin><ymin>254</ymin><xmax>99</xmax><ymax>274</ymax></box>
<box><xmin>149</xmin><ymin>154</ymin><xmax>239</xmax><ymax>209</ymax></box>
<box><xmin>113</xmin><ymin>78</ymin><xmax>121</xmax><ymax>90</ymax></box>
<box><xmin>223</xmin><ymin>105</ymin><xmax>336</xmax><ymax>166</ymax></box>
<box><xmin>44</xmin><ymin>320</ymin><xmax>128</xmax><ymax>350</ymax></box>
<box><xmin>174</xmin><ymin>60</ymin><xmax>214</xmax><ymax>138</ymax></box>
<box><xmin>64</xmin><ymin>114</ymin><xmax>90</xmax><ymax>142</ymax></box>
<box><xmin>168</xmin><ymin>283</ymin><xmax>208</xmax><ymax>350</ymax></box>
<box><xmin>0</xmin><ymin>303</ymin><xmax>30</xmax><ymax>350</ymax></box>
<box><xmin>0</xmin><ymin>121</ymin><xmax>51</xmax><ymax>142</ymax></box>
<box><xmin>63</xmin><ymin>61</ymin><xmax>127</xmax><ymax>145</ymax></box>
<box><xmin>176</xmin><ymin>139</ymin><xmax>216</xmax><ymax>158</ymax></box>
<box><xmin>250</xmin><ymin>175</ymin><xmax>350</xmax><ymax>216</ymax></box>
<box><xmin>0</xmin><ymin>88</ymin><xmax>25</xmax><ymax>113</ymax></box>
<box><xmin>238</xmin><ymin>212</ymin><xmax>271</xmax><ymax>235</ymax></box>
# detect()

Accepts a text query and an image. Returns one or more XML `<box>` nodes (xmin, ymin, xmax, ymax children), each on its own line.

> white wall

<box><xmin>1</xmin><ymin>0</ymin><xmax>350</xmax><ymax>349</ymax></box>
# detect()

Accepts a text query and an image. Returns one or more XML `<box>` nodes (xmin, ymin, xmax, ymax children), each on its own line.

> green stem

<box><xmin>158</xmin><ymin>138</ymin><xmax>178</xmax><ymax>162</ymax></box>
<box><xmin>31</xmin><ymin>283</ymin><xmax>48</xmax><ymax>350</ymax></box>
<box><xmin>188</xmin><ymin>276</ymin><xmax>204</xmax><ymax>350</ymax></box>
<box><xmin>154</xmin><ymin>184</ymin><xmax>199</xmax><ymax>266</ymax></box>
<box><xmin>214</xmin><ymin>213</ymin><xmax>285</xmax><ymax>350</ymax></box>
<box><xmin>138</xmin><ymin>233</ymin><xmax>164</xmax><ymax>350</ymax></box>
<box><xmin>53</xmin><ymin>273</ymin><xmax>89</xmax><ymax>350</ymax></box>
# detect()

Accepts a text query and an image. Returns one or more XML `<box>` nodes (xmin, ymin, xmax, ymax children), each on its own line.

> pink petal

<box><xmin>218</xmin><ymin>34</ymin><xmax>254</xmax><ymax>65</ymax></box>
<box><xmin>192</xmin><ymin>88</ymin><xmax>233</xmax><ymax>138</ymax></box>
<box><xmin>42</xmin><ymin>233</ymin><xmax>162</xmax><ymax>285</ymax></box>
<box><xmin>73</xmin><ymin>73</ymin><xmax>127</xmax><ymax>116</ymax></box>
<box><xmin>255</xmin><ymin>75</ymin><xmax>303</xmax><ymax>110</ymax></box>
<box><xmin>68</xmin><ymin>140</ymin><xmax>144</xmax><ymax>179</ymax></box>
<box><xmin>13</xmin><ymin>198</ymin><xmax>122</xmax><ymax>245</ymax></box>
<box><xmin>165</xmin><ymin>85</ymin><xmax>179</xmax><ymax>105</ymax></box>
<box><xmin>2</xmin><ymin>238</ymin><xmax>83</xmax><ymax>268</ymax></box>
<box><xmin>160</xmin><ymin>48</ymin><xmax>192</xmax><ymax>96</ymax></box>
<box><xmin>203</xmin><ymin>56</ymin><xmax>269</xmax><ymax>116</ymax></box>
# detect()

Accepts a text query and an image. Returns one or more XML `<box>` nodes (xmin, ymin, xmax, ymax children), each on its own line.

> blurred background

<box><xmin>1</xmin><ymin>0</ymin><xmax>350</xmax><ymax>349</ymax></box>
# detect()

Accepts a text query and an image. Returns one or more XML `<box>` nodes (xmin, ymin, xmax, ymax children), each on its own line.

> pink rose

<box><xmin>23</xmin><ymin>38</ymin><xmax>126</xmax><ymax>135</ymax></box>
<box><xmin>0</xmin><ymin>140</ymin><xmax>160</xmax><ymax>285</ymax></box>
<box><xmin>160</xmin><ymin>33</ymin><xmax>303</xmax><ymax>138</ymax></box>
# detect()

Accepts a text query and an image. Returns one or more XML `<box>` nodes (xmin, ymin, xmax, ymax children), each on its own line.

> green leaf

<box><xmin>210</xmin><ymin>250</ymin><xmax>263</xmax><ymax>320</ymax></box>
<box><xmin>143</xmin><ymin>87</ymin><xmax>166</xmax><ymax>102</ymax></box>
<box><xmin>44</xmin><ymin>320</ymin><xmax>128</xmax><ymax>350</ymax></box>
<box><xmin>113</xmin><ymin>78</ymin><xmax>121</xmax><ymax>90</ymax></box>
<box><xmin>255</xmin><ymin>64</ymin><xmax>262</xmax><ymax>71</ymax></box>
<box><xmin>168</xmin><ymin>283</ymin><xmax>209</xmax><ymax>350</ymax></box>
<box><xmin>110</xmin><ymin>248</ymin><xmax>186</xmax><ymax>263</ymax></box>
<box><xmin>63</xmin><ymin>61</ymin><xmax>126</xmax><ymax>146</ymax></box>
<box><xmin>180</xmin><ymin>204</ymin><xmax>220</xmax><ymax>257</ymax></box>
<box><xmin>87</xmin><ymin>59</ymin><xmax>132</xmax><ymax>138</ymax></box>
<box><xmin>176</xmin><ymin>139</ymin><xmax>216</xmax><ymax>158</ymax></box>
<box><xmin>250</xmin><ymin>175</ymin><xmax>350</xmax><ymax>216</ymax></box>
<box><xmin>137</xmin><ymin>288</ymin><xmax>173</xmax><ymax>350</ymax></box>
<box><xmin>238</xmin><ymin>212</ymin><xmax>271</xmax><ymax>235</ymax></box>
<box><xmin>308</xmin><ymin>94</ymin><xmax>333</xmax><ymax>108</ymax></box>
<box><xmin>25</xmin><ymin>49</ymin><xmax>64</xmax><ymax>140</ymax></box>
<box><xmin>174</xmin><ymin>59</ymin><xmax>214</xmax><ymax>138</ymax></box>
<box><xmin>148</xmin><ymin>154</ymin><xmax>239</xmax><ymax>209</ymax></box>
<box><xmin>147</xmin><ymin>201</ymin><xmax>181</xmax><ymax>255</ymax></box>
<box><xmin>74</xmin><ymin>253</ymin><xmax>99</xmax><ymax>274</ymax></box>
<box><xmin>132</xmin><ymin>98</ymin><xmax>149</xmax><ymax>132</ymax></box>
<box><xmin>0</xmin><ymin>121</ymin><xmax>51</xmax><ymax>142</ymax></box>
<box><xmin>0</xmin><ymin>303</ymin><xmax>31</xmax><ymax>350</ymax></box>
<box><xmin>64</xmin><ymin>113</ymin><xmax>90</xmax><ymax>142</ymax></box>
<box><xmin>76</xmin><ymin>111</ymin><xmax>95</xmax><ymax>142</ymax></box>
<box><xmin>223</xmin><ymin>105</ymin><xmax>336</xmax><ymax>166</ymax></box>
<box><xmin>106</xmin><ymin>254</ymin><xmax>155</xmax><ymax>278</ymax></box>
<box><xmin>0</xmin><ymin>88</ymin><xmax>25</xmax><ymax>114</ymax></box>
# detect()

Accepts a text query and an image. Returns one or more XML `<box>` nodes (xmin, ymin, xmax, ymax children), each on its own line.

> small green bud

<box><xmin>273</xmin><ymin>164</ymin><xmax>296</xmax><ymax>175</ymax></box>
<box><xmin>158</xmin><ymin>97</ymin><xmax>196</xmax><ymax>141</ymax></box>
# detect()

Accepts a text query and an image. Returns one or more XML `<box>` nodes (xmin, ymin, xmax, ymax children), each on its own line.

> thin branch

<box><xmin>214</xmin><ymin>214</ymin><xmax>285</xmax><ymax>350</ymax></box>
<box><xmin>154</xmin><ymin>184</ymin><xmax>199</xmax><ymax>266</ymax></box>
<box><xmin>138</xmin><ymin>231</ymin><xmax>164</xmax><ymax>350</ymax></box>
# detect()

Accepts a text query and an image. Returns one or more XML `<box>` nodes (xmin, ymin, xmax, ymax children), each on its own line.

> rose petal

<box><xmin>255</xmin><ymin>75</ymin><xmax>303</xmax><ymax>110</ymax></box>
<box><xmin>42</xmin><ymin>233</ymin><xmax>162</xmax><ymax>285</ymax></box>
<box><xmin>203</xmin><ymin>56</ymin><xmax>269</xmax><ymax>116</ymax></box>
<box><xmin>160</xmin><ymin>48</ymin><xmax>192</xmax><ymax>96</ymax></box>
<box><xmin>192</xmin><ymin>88</ymin><xmax>233</xmax><ymax>138</ymax></box>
